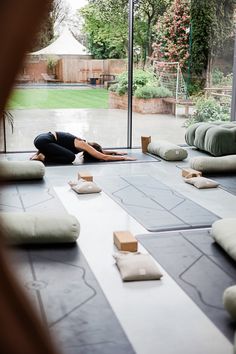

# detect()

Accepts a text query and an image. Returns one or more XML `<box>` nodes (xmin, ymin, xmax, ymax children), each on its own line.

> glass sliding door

<box><xmin>131</xmin><ymin>0</ymin><xmax>190</xmax><ymax>147</ymax></box>
<box><xmin>4</xmin><ymin>0</ymin><xmax>129</xmax><ymax>152</ymax></box>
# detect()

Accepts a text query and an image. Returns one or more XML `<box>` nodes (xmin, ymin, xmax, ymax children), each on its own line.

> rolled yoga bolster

<box><xmin>0</xmin><ymin>160</ymin><xmax>45</xmax><ymax>181</ymax></box>
<box><xmin>0</xmin><ymin>212</ymin><xmax>80</xmax><ymax>244</ymax></box>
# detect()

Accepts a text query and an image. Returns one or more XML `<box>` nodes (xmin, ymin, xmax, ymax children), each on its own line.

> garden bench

<box><xmin>100</xmin><ymin>74</ymin><xmax>117</xmax><ymax>89</ymax></box>
<box><xmin>162</xmin><ymin>97</ymin><xmax>194</xmax><ymax>116</ymax></box>
<box><xmin>204</xmin><ymin>86</ymin><xmax>232</xmax><ymax>98</ymax></box>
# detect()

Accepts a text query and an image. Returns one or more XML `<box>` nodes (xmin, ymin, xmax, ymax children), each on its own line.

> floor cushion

<box><xmin>185</xmin><ymin>122</ymin><xmax>236</xmax><ymax>156</ymax></box>
<box><xmin>147</xmin><ymin>140</ymin><xmax>188</xmax><ymax>161</ymax></box>
<box><xmin>113</xmin><ymin>252</ymin><xmax>163</xmax><ymax>282</ymax></box>
<box><xmin>223</xmin><ymin>285</ymin><xmax>236</xmax><ymax>320</ymax></box>
<box><xmin>0</xmin><ymin>160</ymin><xmax>45</xmax><ymax>180</ymax></box>
<box><xmin>184</xmin><ymin>176</ymin><xmax>219</xmax><ymax>189</ymax></box>
<box><xmin>71</xmin><ymin>179</ymin><xmax>101</xmax><ymax>194</ymax></box>
<box><xmin>211</xmin><ymin>218</ymin><xmax>236</xmax><ymax>261</ymax></box>
<box><xmin>190</xmin><ymin>155</ymin><xmax>236</xmax><ymax>173</ymax></box>
<box><xmin>0</xmin><ymin>212</ymin><xmax>80</xmax><ymax>244</ymax></box>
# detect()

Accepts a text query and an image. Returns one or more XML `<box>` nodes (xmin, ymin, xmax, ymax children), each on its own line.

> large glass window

<box><xmin>131</xmin><ymin>0</ymin><xmax>236</xmax><ymax>147</ymax></box>
<box><xmin>4</xmin><ymin>0</ymin><xmax>129</xmax><ymax>152</ymax></box>
<box><xmin>2</xmin><ymin>0</ymin><xmax>236</xmax><ymax>152</ymax></box>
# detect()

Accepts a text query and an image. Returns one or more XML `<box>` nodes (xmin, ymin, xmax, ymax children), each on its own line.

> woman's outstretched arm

<box><xmin>74</xmin><ymin>140</ymin><xmax>136</xmax><ymax>161</ymax></box>
<box><xmin>102</xmin><ymin>150</ymin><xmax>128</xmax><ymax>156</ymax></box>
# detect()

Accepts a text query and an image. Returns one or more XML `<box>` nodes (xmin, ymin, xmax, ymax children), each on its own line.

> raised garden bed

<box><xmin>109</xmin><ymin>92</ymin><xmax>173</xmax><ymax>114</ymax></box>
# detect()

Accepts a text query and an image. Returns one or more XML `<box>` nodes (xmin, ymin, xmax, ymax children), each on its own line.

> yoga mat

<box><xmin>96</xmin><ymin>175</ymin><xmax>219</xmax><ymax>232</ymax></box>
<box><xmin>137</xmin><ymin>230</ymin><xmax>236</xmax><ymax>342</ymax></box>
<box><xmin>67</xmin><ymin>150</ymin><xmax>160</xmax><ymax>165</ymax></box>
<box><xmin>207</xmin><ymin>174</ymin><xmax>236</xmax><ymax>196</ymax></box>
<box><xmin>5</xmin><ymin>150</ymin><xmax>160</xmax><ymax>166</ymax></box>
<box><xmin>10</xmin><ymin>246</ymin><xmax>135</xmax><ymax>354</ymax></box>
<box><xmin>1</xmin><ymin>180</ymin><xmax>135</xmax><ymax>354</ymax></box>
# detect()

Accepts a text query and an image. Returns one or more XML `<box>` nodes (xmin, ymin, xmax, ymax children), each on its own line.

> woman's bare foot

<box><xmin>30</xmin><ymin>152</ymin><xmax>45</xmax><ymax>162</ymax></box>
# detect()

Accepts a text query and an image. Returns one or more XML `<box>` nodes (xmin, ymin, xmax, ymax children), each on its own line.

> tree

<box><xmin>79</xmin><ymin>0</ymin><xmax>170</xmax><ymax>60</ymax></box>
<box><xmin>79</xmin><ymin>0</ymin><xmax>128</xmax><ymax>59</ymax></box>
<box><xmin>134</xmin><ymin>0</ymin><xmax>171</xmax><ymax>63</ymax></box>
<box><xmin>190</xmin><ymin>0</ymin><xmax>236</xmax><ymax>86</ymax></box>
<box><xmin>32</xmin><ymin>0</ymin><xmax>70</xmax><ymax>51</ymax></box>
<box><xmin>152</xmin><ymin>0</ymin><xmax>191</xmax><ymax>70</ymax></box>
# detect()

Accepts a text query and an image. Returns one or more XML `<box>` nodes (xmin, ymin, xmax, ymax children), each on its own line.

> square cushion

<box><xmin>184</xmin><ymin>176</ymin><xmax>219</xmax><ymax>189</ymax></box>
<box><xmin>185</xmin><ymin>122</ymin><xmax>236</xmax><ymax>156</ymax></box>
<box><xmin>113</xmin><ymin>252</ymin><xmax>163</xmax><ymax>282</ymax></box>
<box><xmin>71</xmin><ymin>179</ymin><xmax>101</xmax><ymax>194</ymax></box>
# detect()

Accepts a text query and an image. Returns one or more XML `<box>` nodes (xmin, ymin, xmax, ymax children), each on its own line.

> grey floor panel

<box><xmin>96</xmin><ymin>174</ymin><xmax>219</xmax><ymax>231</ymax></box>
<box><xmin>137</xmin><ymin>229</ymin><xmax>236</xmax><ymax>342</ymax></box>
<box><xmin>10</xmin><ymin>246</ymin><xmax>135</xmax><ymax>354</ymax></box>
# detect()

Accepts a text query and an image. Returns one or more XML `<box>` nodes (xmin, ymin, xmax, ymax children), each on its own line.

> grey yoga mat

<box><xmin>137</xmin><ymin>229</ymin><xmax>236</xmax><ymax>342</ymax></box>
<box><xmin>96</xmin><ymin>175</ymin><xmax>219</xmax><ymax>232</ymax></box>
<box><xmin>10</xmin><ymin>246</ymin><xmax>135</xmax><ymax>354</ymax></box>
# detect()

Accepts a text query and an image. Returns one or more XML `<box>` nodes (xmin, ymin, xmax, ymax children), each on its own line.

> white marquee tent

<box><xmin>31</xmin><ymin>28</ymin><xmax>90</xmax><ymax>56</ymax></box>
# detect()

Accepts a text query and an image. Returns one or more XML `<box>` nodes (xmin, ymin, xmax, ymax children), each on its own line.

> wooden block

<box><xmin>182</xmin><ymin>168</ymin><xmax>202</xmax><ymax>178</ymax></box>
<box><xmin>113</xmin><ymin>231</ymin><xmax>138</xmax><ymax>252</ymax></box>
<box><xmin>78</xmin><ymin>171</ymin><xmax>93</xmax><ymax>181</ymax></box>
<box><xmin>141</xmin><ymin>136</ymin><xmax>151</xmax><ymax>153</ymax></box>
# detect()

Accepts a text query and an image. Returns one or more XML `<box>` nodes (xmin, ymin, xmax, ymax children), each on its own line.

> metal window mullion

<box><xmin>231</xmin><ymin>31</ymin><xmax>236</xmax><ymax>121</ymax></box>
<box><xmin>127</xmin><ymin>0</ymin><xmax>134</xmax><ymax>148</ymax></box>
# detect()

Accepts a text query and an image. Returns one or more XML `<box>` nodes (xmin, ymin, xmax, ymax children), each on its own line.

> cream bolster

<box><xmin>0</xmin><ymin>160</ymin><xmax>45</xmax><ymax>180</ymax></box>
<box><xmin>0</xmin><ymin>212</ymin><xmax>80</xmax><ymax>244</ymax></box>
<box><xmin>211</xmin><ymin>218</ymin><xmax>236</xmax><ymax>261</ymax></box>
<box><xmin>223</xmin><ymin>286</ymin><xmax>236</xmax><ymax>320</ymax></box>
<box><xmin>190</xmin><ymin>155</ymin><xmax>236</xmax><ymax>173</ymax></box>
<box><xmin>147</xmin><ymin>141</ymin><xmax>188</xmax><ymax>161</ymax></box>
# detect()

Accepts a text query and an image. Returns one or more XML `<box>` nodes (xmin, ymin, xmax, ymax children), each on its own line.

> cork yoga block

<box><xmin>113</xmin><ymin>231</ymin><xmax>138</xmax><ymax>252</ymax></box>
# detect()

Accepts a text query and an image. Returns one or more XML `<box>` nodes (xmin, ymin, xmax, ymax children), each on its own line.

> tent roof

<box><xmin>31</xmin><ymin>28</ymin><xmax>90</xmax><ymax>56</ymax></box>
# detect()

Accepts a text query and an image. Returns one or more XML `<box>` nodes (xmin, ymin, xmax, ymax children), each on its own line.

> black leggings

<box><xmin>34</xmin><ymin>132</ymin><xmax>76</xmax><ymax>164</ymax></box>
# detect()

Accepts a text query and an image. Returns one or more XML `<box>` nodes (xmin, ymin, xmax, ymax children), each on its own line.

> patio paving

<box><xmin>4</xmin><ymin>107</ymin><xmax>190</xmax><ymax>152</ymax></box>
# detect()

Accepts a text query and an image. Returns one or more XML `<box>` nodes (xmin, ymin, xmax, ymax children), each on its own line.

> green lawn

<box><xmin>8</xmin><ymin>88</ymin><xmax>109</xmax><ymax>109</ymax></box>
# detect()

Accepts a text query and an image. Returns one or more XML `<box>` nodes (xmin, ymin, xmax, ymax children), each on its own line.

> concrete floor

<box><xmin>4</xmin><ymin>108</ymin><xmax>189</xmax><ymax>151</ymax></box>
<box><xmin>1</xmin><ymin>148</ymin><xmax>235</xmax><ymax>353</ymax></box>
<box><xmin>51</xmin><ymin>152</ymin><xmax>234</xmax><ymax>354</ymax></box>
<box><xmin>2</xmin><ymin>106</ymin><xmax>234</xmax><ymax>353</ymax></box>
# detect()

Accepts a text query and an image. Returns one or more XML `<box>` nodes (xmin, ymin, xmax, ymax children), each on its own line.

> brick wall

<box><xmin>109</xmin><ymin>92</ymin><xmax>173</xmax><ymax>114</ymax></box>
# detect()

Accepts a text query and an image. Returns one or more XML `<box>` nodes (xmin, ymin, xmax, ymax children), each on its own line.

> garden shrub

<box><xmin>134</xmin><ymin>85</ymin><xmax>172</xmax><ymax>99</ymax></box>
<box><xmin>185</xmin><ymin>97</ymin><xmax>230</xmax><ymax>127</ymax></box>
<box><xmin>212</xmin><ymin>68</ymin><xmax>224</xmax><ymax>86</ymax></box>
<box><xmin>110</xmin><ymin>69</ymin><xmax>158</xmax><ymax>96</ymax></box>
